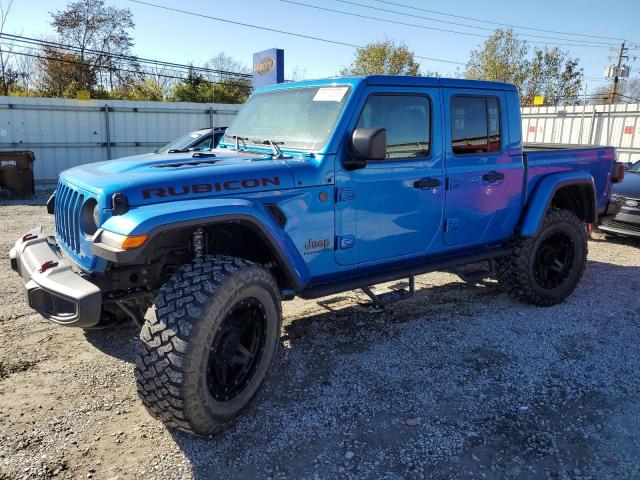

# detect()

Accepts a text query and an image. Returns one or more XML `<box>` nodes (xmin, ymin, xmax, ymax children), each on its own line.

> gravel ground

<box><xmin>1</xmin><ymin>189</ymin><xmax>639</xmax><ymax>480</ymax></box>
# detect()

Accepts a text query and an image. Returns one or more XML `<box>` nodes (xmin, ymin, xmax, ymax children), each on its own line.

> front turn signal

<box><xmin>100</xmin><ymin>230</ymin><xmax>148</xmax><ymax>250</ymax></box>
<box><xmin>121</xmin><ymin>234</ymin><xmax>148</xmax><ymax>249</ymax></box>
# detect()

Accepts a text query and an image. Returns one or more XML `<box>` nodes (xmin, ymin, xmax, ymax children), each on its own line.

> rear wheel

<box><xmin>134</xmin><ymin>255</ymin><xmax>281</xmax><ymax>436</ymax></box>
<box><xmin>496</xmin><ymin>209</ymin><xmax>587</xmax><ymax>306</ymax></box>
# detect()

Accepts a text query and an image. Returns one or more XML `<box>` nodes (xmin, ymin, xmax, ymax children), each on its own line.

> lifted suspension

<box><xmin>193</xmin><ymin>227</ymin><xmax>206</xmax><ymax>258</ymax></box>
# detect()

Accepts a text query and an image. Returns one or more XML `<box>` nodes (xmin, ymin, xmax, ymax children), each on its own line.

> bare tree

<box><xmin>50</xmin><ymin>0</ymin><xmax>136</xmax><ymax>93</ymax></box>
<box><xmin>0</xmin><ymin>0</ymin><xmax>16</xmax><ymax>95</ymax></box>
<box><xmin>13</xmin><ymin>46</ymin><xmax>36</xmax><ymax>92</ymax></box>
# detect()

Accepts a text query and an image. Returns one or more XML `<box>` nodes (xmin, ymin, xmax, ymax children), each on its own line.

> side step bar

<box><xmin>361</xmin><ymin>277</ymin><xmax>415</xmax><ymax>305</ymax></box>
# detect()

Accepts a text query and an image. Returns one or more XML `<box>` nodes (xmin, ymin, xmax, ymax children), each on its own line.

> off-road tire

<box><xmin>496</xmin><ymin>208</ymin><xmax>587</xmax><ymax>306</ymax></box>
<box><xmin>134</xmin><ymin>255</ymin><xmax>281</xmax><ymax>436</ymax></box>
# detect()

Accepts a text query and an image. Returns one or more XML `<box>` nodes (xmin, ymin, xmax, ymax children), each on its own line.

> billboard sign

<box><xmin>252</xmin><ymin>48</ymin><xmax>284</xmax><ymax>89</ymax></box>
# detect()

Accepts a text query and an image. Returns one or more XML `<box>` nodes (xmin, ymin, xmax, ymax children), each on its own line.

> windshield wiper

<box><xmin>167</xmin><ymin>148</ymin><xmax>189</xmax><ymax>153</ymax></box>
<box><xmin>230</xmin><ymin>135</ymin><xmax>248</xmax><ymax>151</ymax></box>
<box><xmin>260</xmin><ymin>139</ymin><xmax>291</xmax><ymax>159</ymax></box>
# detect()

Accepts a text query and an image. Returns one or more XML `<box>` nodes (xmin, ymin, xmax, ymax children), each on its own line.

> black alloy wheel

<box><xmin>206</xmin><ymin>298</ymin><xmax>267</xmax><ymax>402</ymax></box>
<box><xmin>533</xmin><ymin>231</ymin><xmax>575</xmax><ymax>289</ymax></box>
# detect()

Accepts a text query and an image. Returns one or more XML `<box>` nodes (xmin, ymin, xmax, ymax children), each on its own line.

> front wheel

<box><xmin>134</xmin><ymin>255</ymin><xmax>281</xmax><ymax>436</ymax></box>
<box><xmin>496</xmin><ymin>208</ymin><xmax>587</xmax><ymax>306</ymax></box>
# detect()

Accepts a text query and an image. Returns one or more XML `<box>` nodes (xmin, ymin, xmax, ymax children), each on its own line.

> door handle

<box><xmin>482</xmin><ymin>171</ymin><xmax>505</xmax><ymax>182</ymax></box>
<box><xmin>413</xmin><ymin>177</ymin><xmax>441</xmax><ymax>189</ymax></box>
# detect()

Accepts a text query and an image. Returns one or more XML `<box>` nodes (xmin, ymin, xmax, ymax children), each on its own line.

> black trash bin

<box><xmin>0</xmin><ymin>151</ymin><xmax>35</xmax><ymax>199</ymax></box>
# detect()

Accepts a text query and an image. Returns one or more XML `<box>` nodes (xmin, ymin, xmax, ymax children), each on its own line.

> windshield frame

<box><xmin>221</xmin><ymin>85</ymin><xmax>353</xmax><ymax>153</ymax></box>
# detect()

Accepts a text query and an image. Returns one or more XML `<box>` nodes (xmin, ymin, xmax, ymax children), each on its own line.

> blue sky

<box><xmin>7</xmin><ymin>0</ymin><xmax>640</xmax><ymax>92</ymax></box>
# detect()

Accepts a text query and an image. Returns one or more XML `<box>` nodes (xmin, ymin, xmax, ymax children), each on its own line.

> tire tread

<box><xmin>496</xmin><ymin>208</ymin><xmax>587</xmax><ymax>306</ymax></box>
<box><xmin>134</xmin><ymin>255</ymin><xmax>268</xmax><ymax>436</ymax></box>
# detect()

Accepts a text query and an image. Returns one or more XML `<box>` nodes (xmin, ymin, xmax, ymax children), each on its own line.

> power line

<box><xmin>124</xmin><ymin>0</ymin><xmax>465</xmax><ymax>65</ymax></box>
<box><xmin>283</xmin><ymin>0</ymin><xmax>619</xmax><ymax>49</ymax></box>
<box><xmin>368</xmin><ymin>0</ymin><xmax>635</xmax><ymax>45</ymax></box>
<box><xmin>5</xmin><ymin>48</ymin><xmax>252</xmax><ymax>90</ymax></box>
<box><xmin>327</xmin><ymin>0</ymin><xmax>619</xmax><ymax>47</ymax></box>
<box><xmin>0</xmin><ymin>33</ymin><xmax>252</xmax><ymax>79</ymax></box>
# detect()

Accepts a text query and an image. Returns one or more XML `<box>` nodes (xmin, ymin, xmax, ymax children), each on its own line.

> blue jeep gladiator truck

<box><xmin>10</xmin><ymin>76</ymin><xmax>624</xmax><ymax>436</ymax></box>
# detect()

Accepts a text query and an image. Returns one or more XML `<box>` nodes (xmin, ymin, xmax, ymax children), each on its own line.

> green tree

<box><xmin>522</xmin><ymin>47</ymin><xmax>582</xmax><ymax>105</ymax></box>
<box><xmin>465</xmin><ymin>29</ymin><xmax>583</xmax><ymax>106</ymax></box>
<box><xmin>171</xmin><ymin>54</ymin><xmax>251</xmax><ymax>104</ymax></box>
<box><xmin>110</xmin><ymin>79</ymin><xmax>165</xmax><ymax>101</ymax></box>
<box><xmin>465</xmin><ymin>29</ymin><xmax>529</xmax><ymax>88</ymax></box>
<box><xmin>35</xmin><ymin>45</ymin><xmax>95</xmax><ymax>98</ymax></box>
<box><xmin>171</xmin><ymin>66</ymin><xmax>214</xmax><ymax>103</ymax></box>
<box><xmin>340</xmin><ymin>39</ymin><xmax>420</xmax><ymax>76</ymax></box>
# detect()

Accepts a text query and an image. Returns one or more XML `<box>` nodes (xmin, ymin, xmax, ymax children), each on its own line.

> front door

<box><xmin>335</xmin><ymin>89</ymin><xmax>445</xmax><ymax>265</ymax></box>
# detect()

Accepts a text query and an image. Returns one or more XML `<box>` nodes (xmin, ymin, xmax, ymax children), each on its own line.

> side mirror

<box><xmin>344</xmin><ymin>128</ymin><xmax>387</xmax><ymax>170</ymax></box>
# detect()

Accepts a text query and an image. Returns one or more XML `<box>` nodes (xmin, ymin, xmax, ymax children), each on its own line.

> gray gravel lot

<box><xmin>0</xmin><ymin>189</ymin><xmax>639</xmax><ymax>479</ymax></box>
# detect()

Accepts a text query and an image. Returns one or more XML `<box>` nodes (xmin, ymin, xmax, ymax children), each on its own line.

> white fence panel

<box><xmin>0</xmin><ymin>96</ymin><xmax>240</xmax><ymax>182</ymax></box>
<box><xmin>521</xmin><ymin>103</ymin><xmax>640</xmax><ymax>164</ymax></box>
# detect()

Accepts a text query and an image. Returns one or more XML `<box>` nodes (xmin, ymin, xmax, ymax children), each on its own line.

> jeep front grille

<box><xmin>55</xmin><ymin>182</ymin><xmax>85</xmax><ymax>254</ymax></box>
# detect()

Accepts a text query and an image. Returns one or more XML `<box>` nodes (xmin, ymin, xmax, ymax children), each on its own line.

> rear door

<box><xmin>442</xmin><ymin>90</ymin><xmax>524</xmax><ymax>246</ymax></box>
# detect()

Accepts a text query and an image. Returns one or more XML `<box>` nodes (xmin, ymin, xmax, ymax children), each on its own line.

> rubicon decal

<box><xmin>142</xmin><ymin>177</ymin><xmax>281</xmax><ymax>199</ymax></box>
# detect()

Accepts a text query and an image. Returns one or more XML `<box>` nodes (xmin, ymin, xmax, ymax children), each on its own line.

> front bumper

<box><xmin>599</xmin><ymin>213</ymin><xmax>640</xmax><ymax>238</ymax></box>
<box><xmin>598</xmin><ymin>196</ymin><xmax>640</xmax><ymax>238</ymax></box>
<box><xmin>9</xmin><ymin>227</ymin><xmax>102</xmax><ymax>327</ymax></box>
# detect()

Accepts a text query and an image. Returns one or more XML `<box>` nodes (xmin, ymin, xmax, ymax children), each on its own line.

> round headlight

<box><xmin>81</xmin><ymin>199</ymin><xmax>99</xmax><ymax>237</ymax></box>
<box><xmin>93</xmin><ymin>204</ymin><xmax>100</xmax><ymax>227</ymax></box>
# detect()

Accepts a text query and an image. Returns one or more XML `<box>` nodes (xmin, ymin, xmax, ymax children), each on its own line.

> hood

<box><xmin>613</xmin><ymin>171</ymin><xmax>640</xmax><ymax>199</ymax></box>
<box><xmin>60</xmin><ymin>149</ymin><xmax>296</xmax><ymax>207</ymax></box>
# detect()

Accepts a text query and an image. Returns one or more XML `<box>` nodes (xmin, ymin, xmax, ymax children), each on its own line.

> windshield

<box><xmin>157</xmin><ymin>131</ymin><xmax>208</xmax><ymax>154</ymax></box>
<box><xmin>629</xmin><ymin>161</ymin><xmax>640</xmax><ymax>173</ymax></box>
<box><xmin>223</xmin><ymin>85</ymin><xmax>351</xmax><ymax>151</ymax></box>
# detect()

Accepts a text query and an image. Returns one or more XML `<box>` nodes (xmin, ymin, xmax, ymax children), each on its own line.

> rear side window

<box><xmin>451</xmin><ymin>96</ymin><xmax>501</xmax><ymax>155</ymax></box>
<box><xmin>356</xmin><ymin>95</ymin><xmax>431</xmax><ymax>159</ymax></box>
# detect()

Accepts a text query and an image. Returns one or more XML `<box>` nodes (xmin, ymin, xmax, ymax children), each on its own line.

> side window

<box><xmin>356</xmin><ymin>95</ymin><xmax>430</xmax><ymax>159</ymax></box>
<box><xmin>451</xmin><ymin>96</ymin><xmax>501</xmax><ymax>155</ymax></box>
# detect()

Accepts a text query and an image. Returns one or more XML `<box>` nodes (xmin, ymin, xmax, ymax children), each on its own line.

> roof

<box><xmin>256</xmin><ymin>75</ymin><xmax>517</xmax><ymax>93</ymax></box>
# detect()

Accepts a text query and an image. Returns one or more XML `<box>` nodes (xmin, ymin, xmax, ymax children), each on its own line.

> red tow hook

<box><xmin>39</xmin><ymin>260</ymin><xmax>59</xmax><ymax>273</ymax></box>
<box><xmin>22</xmin><ymin>233</ymin><xmax>37</xmax><ymax>242</ymax></box>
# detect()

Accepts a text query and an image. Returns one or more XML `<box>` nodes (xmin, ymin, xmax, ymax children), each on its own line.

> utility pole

<box><xmin>610</xmin><ymin>42</ymin><xmax>625</xmax><ymax>104</ymax></box>
<box><xmin>605</xmin><ymin>42</ymin><xmax>636</xmax><ymax>104</ymax></box>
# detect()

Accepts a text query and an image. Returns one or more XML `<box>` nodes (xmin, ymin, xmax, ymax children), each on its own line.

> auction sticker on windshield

<box><xmin>313</xmin><ymin>87</ymin><xmax>349</xmax><ymax>102</ymax></box>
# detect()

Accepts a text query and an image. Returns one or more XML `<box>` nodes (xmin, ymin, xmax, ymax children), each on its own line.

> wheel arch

<box><xmin>519</xmin><ymin>172</ymin><xmax>597</xmax><ymax>237</ymax></box>
<box><xmin>92</xmin><ymin>199</ymin><xmax>309</xmax><ymax>291</ymax></box>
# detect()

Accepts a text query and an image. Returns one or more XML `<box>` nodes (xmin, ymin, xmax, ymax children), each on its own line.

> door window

<box><xmin>451</xmin><ymin>96</ymin><xmax>501</xmax><ymax>155</ymax></box>
<box><xmin>356</xmin><ymin>95</ymin><xmax>431</xmax><ymax>159</ymax></box>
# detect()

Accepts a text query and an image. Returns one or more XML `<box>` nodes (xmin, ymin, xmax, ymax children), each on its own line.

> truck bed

<box><xmin>522</xmin><ymin>143</ymin><xmax>616</xmax><ymax>216</ymax></box>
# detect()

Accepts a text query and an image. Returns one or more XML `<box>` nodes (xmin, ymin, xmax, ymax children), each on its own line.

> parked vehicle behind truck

<box><xmin>598</xmin><ymin>159</ymin><xmax>640</xmax><ymax>238</ymax></box>
<box><xmin>10</xmin><ymin>76</ymin><xmax>624</xmax><ymax>437</ymax></box>
<box><xmin>156</xmin><ymin>126</ymin><xmax>227</xmax><ymax>154</ymax></box>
